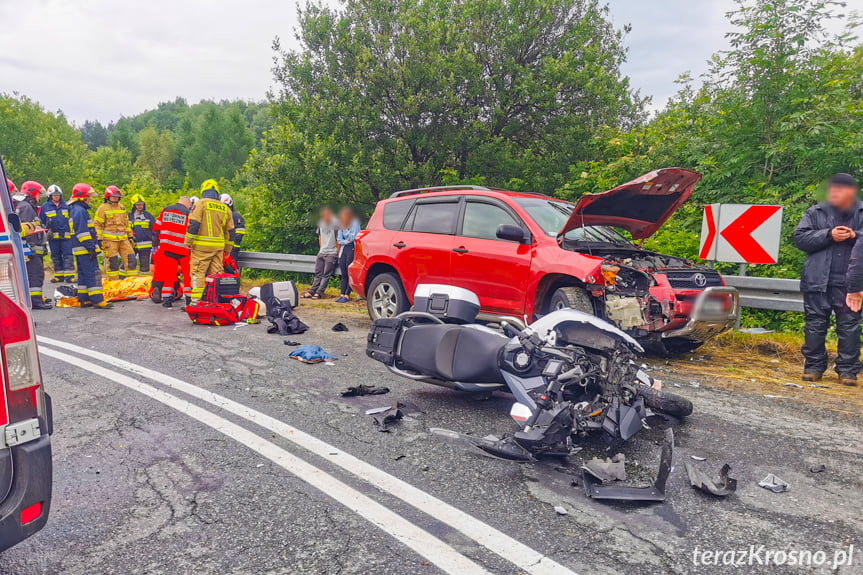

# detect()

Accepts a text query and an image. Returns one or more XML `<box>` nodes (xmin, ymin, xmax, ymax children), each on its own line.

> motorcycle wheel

<box><xmin>639</xmin><ymin>386</ymin><xmax>693</xmax><ymax>417</ymax></box>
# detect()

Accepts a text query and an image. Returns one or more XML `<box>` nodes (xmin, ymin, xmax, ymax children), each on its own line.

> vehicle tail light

<box><xmin>0</xmin><ymin>246</ymin><xmax>41</xmax><ymax>425</ymax></box>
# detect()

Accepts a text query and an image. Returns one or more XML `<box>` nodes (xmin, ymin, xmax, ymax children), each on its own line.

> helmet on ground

<box><xmin>71</xmin><ymin>183</ymin><xmax>97</xmax><ymax>201</ymax></box>
<box><xmin>248</xmin><ymin>286</ymin><xmax>261</xmax><ymax>299</ymax></box>
<box><xmin>6</xmin><ymin>179</ymin><xmax>15</xmax><ymax>193</ymax></box>
<box><xmin>200</xmin><ymin>179</ymin><xmax>220</xmax><ymax>195</ymax></box>
<box><xmin>104</xmin><ymin>185</ymin><xmax>122</xmax><ymax>200</ymax></box>
<box><xmin>220</xmin><ymin>193</ymin><xmax>233</xmax><ymax>208</ymax></box>
<box><xmin>129</xmin><ymin>193</ymin><xmax>145</xmax><ymax>206</ymax></box>
<box><xmin>48</xmin><ymin>184</ymin><xmax>63</xmax><ymax>198</ymax></box>
<box><xmin>21</xmin><ymin>181</ymin><xmax>46</xmax><ymax>201</ymax></box>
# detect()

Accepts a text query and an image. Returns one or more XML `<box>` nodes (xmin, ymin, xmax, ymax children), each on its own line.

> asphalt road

<box><xmin>1</xmin><ymin>300</ymin><xmax>860</xmax><ymax>574</ymax></box>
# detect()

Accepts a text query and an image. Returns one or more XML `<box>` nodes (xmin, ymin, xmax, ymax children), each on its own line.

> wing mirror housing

<box><xmin>496</xmin><ymin>224</ymin><xmax>526</xmax><ymax>243</ymax></box>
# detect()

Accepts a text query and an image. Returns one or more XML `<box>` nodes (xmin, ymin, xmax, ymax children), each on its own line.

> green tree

<box><xmin>0</xmin><ymin>94</ymin><xmax>89</xmax><ymax>191</ymax></box>
<box><xmin>80</xmin><ymin>120</ymin><xmax>109</xmax><ymax>151</ymax></box>
<box><xmin>248</xmin><ymin>0</ymin><xmax>643</xmax><ymax>252</ymax></box>
<box><xmin>136</xmin><ymin>126</ymin><xmax>177</xmax><ymax>184</ymax></box>
<box><xmin>181</xmin><ymin>103</ymin><xmax>255</xmax><ymax>184</ymax></box>
<box><xmin>84</xmin><ymin>145</ymin><xmax>137</xmax><ymax>192</ymax></box>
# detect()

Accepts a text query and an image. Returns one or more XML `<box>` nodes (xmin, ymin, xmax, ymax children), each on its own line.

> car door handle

<box><xmin>393</xmin><ymin>242</ymin><xmax>406</xmax><ymax>248</ymax></box>
<box><xmin>453</xmin><ymin>247</ymin><xmax>469</xmax><ymax>254</ymax></box>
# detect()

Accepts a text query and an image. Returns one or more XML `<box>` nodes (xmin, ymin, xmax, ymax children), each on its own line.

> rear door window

<box><xmin>405</xmin><ymin>200</ymin><xmax>460</xmax><ymax>234</ymax></box>
<box><xmin>383</xmin><ymin>200</ymin><xmax>414</xmax><ymax>231</ymax></box>
<box><xmin>461</xmin><ymin>201</ymin><xmax>521</xmax><ymax>241</ymax></box>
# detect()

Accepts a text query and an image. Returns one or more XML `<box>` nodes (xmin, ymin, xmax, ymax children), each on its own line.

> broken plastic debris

<box><xmin>685</xmin><ymin>462</ymin><xmax>737</xmax><ymax>497</ymax></box>
<box><xmin>342</xmin><ymin>385</ymin><xmax>390</xmax><ymax>397</ymax></box>
<box><xmin>764</xmin><ymin>394</ymin><xmax>790</xmax><ymax>399</ymax></box>
<box><xmin>554</xmin><ymin>506</ymin><xmax>568</xmax><ymax>516</ymax></box>
<box><xmin>582</xmin><ymin>454</ymin><xmax>626</xmax><ymax>483</ymax></box>
<box><xmin>783</xmin><ymin>382</ymin><xmax>803</xmax><ymax>389</ymax></box>
<box><xmin>809</xmin><ymin>384</ymin><xmax>829</xmax><ymax>389</ymax></box>
<box><xmin>809</xmin><ymin>464</ymin><xmax>826</xmax><ymax>473</ymax></box>
<box><xmin>758</xmin><ymin>473</ymin><xmax>789</xmax><ymax>493</ymax></box>
<box><xmin>690</xmin><ymin>455</ymin><xmax>707</xmax><ymax>461</ymax></box>
<box><xmin>739</xmin><ymin>327</ymin><xmax>774</xmax><ymax>334</ymax></box>
<box><xmin>689</xmin><ymin>381</ymin><xmax>701</xmax><ymax>388</ymax></box>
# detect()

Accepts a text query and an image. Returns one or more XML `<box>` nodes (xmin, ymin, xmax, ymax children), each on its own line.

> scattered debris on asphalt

<box><xmin>739</xmin><ymin>327</ymin><xmax>774</xmax><ymax>334</ymax></box>
<box><xmin>685</xmin><ymin>462</ymin><xmax>737</xmax><ymax>497</ymax></box>
<box><xmin>764</xmin><ymin>394</ymin><xmax>790</xmax><ymax>399</ymax></box>
<box><xmin>582</xmin><ymin>454</ymin><xmax>627</xmax><ymax>483</ymax></box>
<box><xmin>758</xmin><ymin>473</ymin><xmax>789</xmax><ymax>493</ymax></box>
<box><xmin>690</xmin><ymin>455</ymin><xmax>707</xmax><ymax>461</ymax></box>
<box><xmin>368</xmin><ymin>404</ymin><xmax>404</xmax><ymax>432</ymax></box>
<box><xmin>809</xmin><ymin>384</ymin><xmax>830</xmax><ymax>389</ymax></box>
<box><xmin>283</xmin><ymin>340</ymin><xmax>302</xmax><ymax>346</ymax></box>
<box><xmin>689</xmin><ymin>381</ymin><xmax>701</xmax><ymax>388</ymax></box>
<box><xmin>582</xmin><ymin>429</ymin><xmax>673</xmax><ymax>502</ymax></box>
<box><xmin>783</xmin><ymin>382</ymin><xmax>803</xmax><ymax>389</ymax></box>
<box><xmin>289</xmin><ymin>345</ymin><xmax>337</xmax><ymax>364</ymax></box>
<box><xmin>554</xmin><ymin>506</ymin><xmax>568</xmax><ymax>516</ymax></box>
<box><xmin>332</xmin><ymin>322</ymin><xmax>349</xmax><ymax>332</ymax></box>
<box><xmin>809</xmin><ymin>464</ymin><xmax>826</xmax><ymax>473</ymax></box>
<box><xmin>342</xmin><ymin>384</ymin><xmax>390</xmax><ymax>397</ymax></box>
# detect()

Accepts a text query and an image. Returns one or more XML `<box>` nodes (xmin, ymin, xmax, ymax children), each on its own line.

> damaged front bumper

<box><xmin>662</xmin><ymin>286</ymin><xmax>739</xmax><ymax>341</ymax></box>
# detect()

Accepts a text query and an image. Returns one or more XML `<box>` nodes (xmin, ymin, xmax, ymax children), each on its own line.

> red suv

<box><xmin>349</xmin><ymin>168</ymin><xmax>739</xmax><ymax>353</ymax></box>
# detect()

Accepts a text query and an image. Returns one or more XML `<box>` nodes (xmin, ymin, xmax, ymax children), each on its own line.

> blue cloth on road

<box><xmin>289</xmin><ymin>345</ymin><xmax>337</xmax><ymax>363</ymax></box>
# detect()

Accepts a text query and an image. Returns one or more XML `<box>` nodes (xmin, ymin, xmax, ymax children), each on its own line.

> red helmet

<box><xmin>71</xmin><ymin>183</ymin><xmax>97</xmax><ymax>200</ymax></box>
<box><xmin>6</xmin><ymin>179</ymin><xmax>15</xmax><ymax>193</ymax></box>
<box><xmin>21</xmin><ymin>181</ymin><xmax>45</xmax><ymax>201</ymax></box>
<box><xmin>104</xmin><ymin>185</ymin><xmax>121</xmax><ymax>200</ymax></box>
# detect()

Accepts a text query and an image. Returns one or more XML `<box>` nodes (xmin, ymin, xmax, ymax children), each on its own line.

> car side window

<box><xmin>383</xmin><ymin>199</ymin><xmax>414</xmax><ymax>231</ymax></box>
<box><xmin>461</xmin><ymin>201</ymin><xmax>520</xmax><ymax>241</ymax></box>
<box><xmin>406</xmin><ymin>201</ymin><xmax>460</xmax><ymax>234</ymax></box>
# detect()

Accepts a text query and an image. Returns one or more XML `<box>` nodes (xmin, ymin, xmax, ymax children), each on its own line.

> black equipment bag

<box><xmin>203</xmin><ymin>272</ymin><xmax>241</xmax><ymax>304</ymax></box>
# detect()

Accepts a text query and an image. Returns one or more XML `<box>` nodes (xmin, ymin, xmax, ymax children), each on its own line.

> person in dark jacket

<box><xmin>17</xmin><ymin>181</ymin><xmax>51</xmax><ymax>309</ymax></box>
<box><xmin>220</xmin><ymin>193</ymin><xmax>245</xmax><ymax>270</ymax></box>
<box><xmin>128</xmin><ymin>194</ymin><xmax>156</xmax><ymax>274</ymax></box>
<box><xmin>40</xmin><ymin>185</ymin><xmax>75</xmax><ymax>283</ymax></box>
<box><xmin>794</xmin><ymin>173</ymin><xmax>863</xmax><ymax>385</ymax></box>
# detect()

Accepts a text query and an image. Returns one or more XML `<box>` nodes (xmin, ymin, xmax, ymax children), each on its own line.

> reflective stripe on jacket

<box><xmin>39</xmin><ymin>199</ymin><xmax>72</xmax><ymax>239</ymax></box>
<box><xmin>229</xmin><ymin>209</ymin><xmax>246</xmax><ymax>249</ymax></box>
<box><xmin>94</xmin><ymin>202</ymin><xmax>133</xmax><ymax>241</ymax></box>
<box><xmin>154</xmin><ymin>203</ymin><xmax>191</xmax><ymax>257</ymax></box>
<box><xmin>130</xmin><ymin>209</ymin><xmax>156</xmax><ymax>245</ymax></box>
<box><xmin>69</xmin><ymin>200</ymin><xmax>100</xmax><ymax>256</ymax></box>
<box><xmin>186</xmin><ymin>198</ymin><xmax>233</xmax><ymax>249</ymax></box>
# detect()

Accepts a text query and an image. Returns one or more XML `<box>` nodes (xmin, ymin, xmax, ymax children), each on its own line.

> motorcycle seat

<box><xmin>400</xmin><ymin>324</ymin><xmax>506</xmax><ymax>383</ymax></box>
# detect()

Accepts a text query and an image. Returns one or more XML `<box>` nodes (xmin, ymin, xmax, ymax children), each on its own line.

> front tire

<box><xmin>639</xmin><ymin>386</ymin><xmax>693</xmax><ymax>417</ymax></box>
<box><xmin>548</xmin><ymin>286</ymin><xmax>594</xmax><ymax>315</ymax></box>
<box><xmin>367</xmin><ymin>272</ymin><xmax>409</xmax><ymax>320</ymax></box>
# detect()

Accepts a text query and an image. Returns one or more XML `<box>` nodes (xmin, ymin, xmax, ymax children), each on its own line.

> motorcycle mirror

<box><xmin>496</xmin><ymin>224</ymin><xmax>526</xmax><ymax>243</ymax></box>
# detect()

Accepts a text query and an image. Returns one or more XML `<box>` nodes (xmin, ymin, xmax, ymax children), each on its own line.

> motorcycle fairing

<box><xmin>529</xmin><ymin>309</ymin><xmax>644</xmax><ymax>353</ymax></box>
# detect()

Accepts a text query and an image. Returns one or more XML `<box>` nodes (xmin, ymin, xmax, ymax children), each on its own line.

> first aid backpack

<box><xmin>187</xmin><ymin>296</ymin><xmax>260</xmax><ymax>326</ymax></box>
<box><xmin>203</xmin><ymin>272</ymin><xmax>241</xmax><ymax>304</ymax></box>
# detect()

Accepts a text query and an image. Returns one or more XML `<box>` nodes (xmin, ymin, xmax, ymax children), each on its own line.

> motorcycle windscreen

<box><xmin>530</xmin><ymin>309</ymin><xmax>643</xmax><ymax>353</ymax></box>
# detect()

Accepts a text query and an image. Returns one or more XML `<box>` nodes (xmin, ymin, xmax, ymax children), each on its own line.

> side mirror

<box><xmin>6</xmin><ymin>213</ymin><xmax>20</xmax><ymax>234</ymax></box>
<box><xmin>496</xmin><ymin>224</ymin><xmax>526</xmax><ymax>243</ymax></box>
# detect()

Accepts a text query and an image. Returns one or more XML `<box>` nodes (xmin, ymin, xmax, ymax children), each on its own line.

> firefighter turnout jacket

<box><xmin>229</xmin><ymin>209</ymin><xmax>245</xmax><ymax>250</ymax></box>
<box><xmin>69</xmin><ymin>200</ymin><xmax>100</xmax><ymax>256</ymax></box>
<box><xmin>16</xmin><ymin>199</ymin><xmax>47</xmax><ymax>257</ymax></box>
<box><xmin>186</xmin><ymin>197</ymin><xmax>233</xmax><ymax>251</ymax></box>
<box><xmin>39</xmin><ymin>199</ymin><xmax>72</xmax><ymax>239</ymax></box>
<box><xmin>153</xmin><ymin>203</ymin><xmax>191</xmax><ymax>256</ymax></box>
<box><xmin>130</xmin><ymin>207</ymin><xmax>157</xmax><ymax>249</ymax></box>
<box><xmin>94</xmin><ymin>201</ymin><xmax>133</xmax><ymax>242</ymax></box>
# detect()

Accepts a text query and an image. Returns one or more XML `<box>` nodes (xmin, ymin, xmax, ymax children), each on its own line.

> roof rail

<box><xmin>389</xmin><ymin>185</ymin><xmax>491</xmax><ymax>199</ymax></box>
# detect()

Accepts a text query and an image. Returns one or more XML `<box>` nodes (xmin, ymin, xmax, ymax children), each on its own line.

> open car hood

<box><xmin>560</xmin><ymin>168</ymin><xmax>702</xmax><ymax>240</ymax></box>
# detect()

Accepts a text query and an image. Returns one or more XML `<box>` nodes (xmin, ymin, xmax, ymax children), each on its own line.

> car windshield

<box><xmin>514</xmin><ymin>197</ymin><xmax>633</xmax><ymax>245</ymax></box>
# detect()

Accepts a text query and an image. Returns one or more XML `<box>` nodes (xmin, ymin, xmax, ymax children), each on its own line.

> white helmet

<box><xmin>47</xmin><ymin>184</ymin><xmax>63</xmax><ymax>197</ymax></box>
<box><xmin>248</xmin><ymin>286</ymin><xmax>261</xmax><ymax>299</ymax></box>
<box><xmin>220</xmin><ymin>193</ymin><xmax>234</xmax><ymax>208</ymax></box>
<box><xmin>190</xmin><ymin>195</ymin><xmax>200</xmax><ymax>206</ymax></box>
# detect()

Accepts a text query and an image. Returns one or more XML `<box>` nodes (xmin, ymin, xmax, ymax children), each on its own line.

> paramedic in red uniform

<box><xmin>151</xmin><ymin>196</ymin><xmax>192</xmax><ymax>308</ymax></box>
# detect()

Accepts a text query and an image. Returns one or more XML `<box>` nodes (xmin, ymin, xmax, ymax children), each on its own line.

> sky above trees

<box><xmin>7</xmin><ymin>0</ymin><xmax>852</xmax><ymax>123</ymax></box>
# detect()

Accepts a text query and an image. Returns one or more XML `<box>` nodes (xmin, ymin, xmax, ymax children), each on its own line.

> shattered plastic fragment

<box><xmin>554</xmin><ymin>506</ymin><xmax>568</xmax><ymax>516</ymax></box>
<box><xmin>685</xmin><ymin>462</ymin><xmax>737</xmax><ymax>497</ymax></box>
<box><xmin>809</xmin><ymin>464</ymin><xmax>826</xmax><ymax>473</ymax></box>
<box><xmin>783</xmin><ymin>382</ymin><xmax>803</xmax><ymax>389</ymax></box>
<box><xmin>758</xmin><ymin>473</ymin><xmax>789</xmax><ymax>493</ymax></box>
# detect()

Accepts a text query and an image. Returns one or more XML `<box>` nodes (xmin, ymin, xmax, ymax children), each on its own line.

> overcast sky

<box><xmin>0</xmin><ymin>0</ymin><xmax>860</xmax><ymax>125</ymax></box>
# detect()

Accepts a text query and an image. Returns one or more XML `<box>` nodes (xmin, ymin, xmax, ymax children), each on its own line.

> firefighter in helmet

<box><xmin>16</xmin><ymin>181</ymin><xmax>51</xmax><ymax>309</ymax></box>
<box><xmin>128</xmin><ymin>194</ymin><xmax>156</xmax><ymax>274</ymax></box>
<box><xmin>40</xmin><ymin>184</ymin><xmax>75</xmax><ymax>283</ymax></box>
<box><xmin>220</xmin><ymin>193</ymin><xmax>245</xmax><ymax>271</ymax></box>
<box><xmin>69</xmin><ymin>184</ymin><xmax>111</xmax><ymax>308</ymax></box>
<box><xmin>185</xmin><ymin>180</ymin><xmax>233</xmax><ymax>302</ymax></box>
<box><xmin>94</xmin><ymin>185</ymin><xmax>136</xmax><ymax>280</ymax></box>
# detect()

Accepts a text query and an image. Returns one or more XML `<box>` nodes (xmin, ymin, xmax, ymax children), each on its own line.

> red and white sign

<box><xmin>699</xmin><ymin>204</ymin><xmax>783</xmax><ymax>264</ymax></box>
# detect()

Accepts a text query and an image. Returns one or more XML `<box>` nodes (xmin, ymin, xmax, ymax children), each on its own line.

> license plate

<box><xmin>700</xmin><ymin>297</ymin><xmax>727</xmax><ymax>317</ymax></box>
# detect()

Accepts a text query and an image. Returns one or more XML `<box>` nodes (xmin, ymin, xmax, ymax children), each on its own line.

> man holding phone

<box><xmin>795</xmin><ymin>173</ymin><xmax>862</xmax><ymax>385</ymax></box>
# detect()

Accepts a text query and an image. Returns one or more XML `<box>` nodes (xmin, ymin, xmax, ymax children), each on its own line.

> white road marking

<box><xmin>39</xmin><ymin>336</ymin><xmax>578</xmax><ymax>575</ymax></box>
<box><xmin>39</xmin><ymin>347</ymin><xmax>491</xmax><ymax>575</ymax></box>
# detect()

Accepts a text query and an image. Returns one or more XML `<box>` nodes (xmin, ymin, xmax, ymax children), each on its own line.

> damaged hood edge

<box><xmin>560</xmin><ymin>168</ymin><xmax>703</xmax><ymax>240</ymax></box>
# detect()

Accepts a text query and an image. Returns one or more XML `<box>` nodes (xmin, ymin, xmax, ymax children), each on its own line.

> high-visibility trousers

<box><xmin>75</xmin><ymin>253</ymin><xmax>104</xmax><ymax>305</ymax></box>
<box><xmin>102</xmin><ymin>238</ymin><xmax>136</xmax><ymax>279</ymax></box>
<box><xmin>189</xmin><ymin>246</ymin><xmax>224</xmax><ymax>299</ymax></box>
<box><xmin>151</xmin><ymin>250</ymin><xmax>191</xmax><ymax>302</ymax></box>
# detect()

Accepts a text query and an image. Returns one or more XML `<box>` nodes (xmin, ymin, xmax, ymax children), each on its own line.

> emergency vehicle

<box><xmin>0</xmin><ymin>163</ymin><xmax>53</xmax><ymax>550</ymax></box>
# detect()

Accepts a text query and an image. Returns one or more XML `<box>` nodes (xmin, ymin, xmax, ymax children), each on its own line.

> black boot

<box><xmin>162</xmin><ymin>295</ymin><xmax>175</xmax><ymax>308</ymax></box>
<box><xmin>31</xmin><ymin>299</ymin><xmax>52</xmax><ymax>310</ymax></box>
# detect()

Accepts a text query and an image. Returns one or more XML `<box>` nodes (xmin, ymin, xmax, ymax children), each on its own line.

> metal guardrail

<box><xmin>238</xmin><ymin>251</ymin><xmax>804</xmax><ymax>312</ymax></box>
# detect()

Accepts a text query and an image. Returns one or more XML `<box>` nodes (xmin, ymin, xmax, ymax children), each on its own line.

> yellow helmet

<box><xmin>129</xmin><ymin>194</ymin><xmax>145</xmax><ymax>205</ymax></box>
<box><xmin>200</xmin><ymin>179</ymin><xmax>220</xmax><ymax>194</ymax></box>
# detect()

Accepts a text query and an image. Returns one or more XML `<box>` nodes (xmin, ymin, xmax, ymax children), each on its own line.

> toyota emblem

<box><xmin>693</xmin><ymin>273</ymin><xmax>708</xmax><ymax>287</ymax></box>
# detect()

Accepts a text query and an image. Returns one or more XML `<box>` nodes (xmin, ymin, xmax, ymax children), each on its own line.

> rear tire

<box><xmin>548</xmin><ymin>286</ymin><xmax>594</xmax><ymax>315</ymax></box>
<box><xmin>639</xmin><ymin>386</ymin><xmax>693</xmax><ymax>417</ymax></box>
<box><xmin>367</xmin><ymin>272</ymin><xmax>409</xmax><ymax>320</ymax></box>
